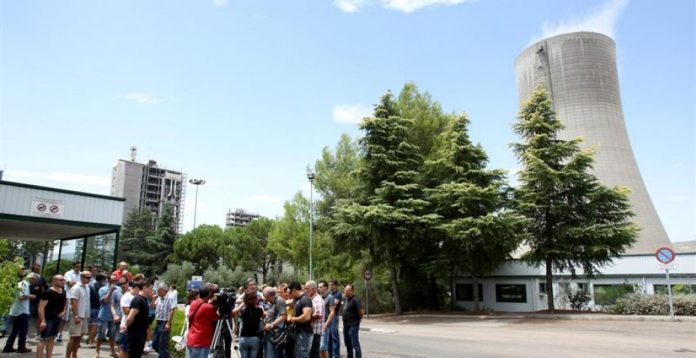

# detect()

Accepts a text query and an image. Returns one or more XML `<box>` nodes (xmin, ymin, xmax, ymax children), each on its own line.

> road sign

<box><xmin>655</xmin><ymin>247</ymin><xmax>676</xmax><ymax>264</ymax></box>
<box><xmin>364</xmin><ymin>270</ymin><xmax>372</xmax><ymax>281</ymax></box>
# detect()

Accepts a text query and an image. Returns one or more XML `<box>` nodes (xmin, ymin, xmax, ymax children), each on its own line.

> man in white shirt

<box><xmin>59</xmin><ymin>261</ymin><xmax>81</xmax><ymax>342</ymax></box>
<box><xmin>67</xmin><ymin>271</ymin><xmax>91</xmax><ymax>358</ymax></box>
<box><xmin>119</xmin><ymin>284</ymin><xmax>134</xmax><ymax>358</ymax></box>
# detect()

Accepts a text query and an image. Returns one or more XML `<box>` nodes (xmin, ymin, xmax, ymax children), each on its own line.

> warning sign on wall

<box><xmin>31</xmin><ymin>198</ymin><xmax>64</xmax><ymax>219</ymax></box>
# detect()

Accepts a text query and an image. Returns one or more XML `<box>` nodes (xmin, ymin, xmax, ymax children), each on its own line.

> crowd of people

<box><xmin>1</xmin><ymin>261</ymin><xmax>365</xmax><ymax>358</ymax></box>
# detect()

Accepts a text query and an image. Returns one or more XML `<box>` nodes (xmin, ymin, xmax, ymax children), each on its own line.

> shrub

<box><xmin>568</xmin><ymin>290</ymin><xmax>591</xmax><ymax>311</ymax></box>
<box><xmin>612</xmin><ymin>294</ymin><xmax>696</xmax><ymax>316</ymax></box>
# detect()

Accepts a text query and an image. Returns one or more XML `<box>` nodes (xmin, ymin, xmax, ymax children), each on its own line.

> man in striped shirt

<box><xmin>305</xmin><ymin>281</ymin><xmax>324</xmax><ymax>358</ymax></box>
<box><xmin>152</xmin><ymin>284</ymin><xmax>176</xmax><ymax>358</ymax></box>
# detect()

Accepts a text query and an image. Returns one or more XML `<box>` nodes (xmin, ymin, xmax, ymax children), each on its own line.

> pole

<box><xmin>113</xmin><ymin>230</ymin><xmax>120</xmax><ymax>272</ymax></box>
<box><xmin>193</xmin><ymin>184</ymin><xmax>199</xmax><ymax>228</ymax></box>
<box><xmin>666</xmin><ymin>269</ymin><xmax>675</xmax><ymax>318</ymax></box>
<box><xmin>365</xmin><ymin>279</ymin><xmax>369</xmax><ymax>318</ymax></box>
<box><xmin>56</xmin><ymin>240</ymin><xmax>63</xmax><ymax>275</ymax></box>
<box><xmin>309</xmin><ymin>179</ymin><xmax>314</xmax><ymax>281</ymax></box>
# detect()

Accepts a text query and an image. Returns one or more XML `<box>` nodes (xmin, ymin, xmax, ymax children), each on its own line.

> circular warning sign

<box><xmin>364</xmin><ymin>270</ymin><xmax>372</xmax><ymax>281</ymax></box>
<box><xmin>37</xmin><ymin>203</ymin><xmax>47</xmax><ymax>212</ymax></box>
<box><xmin>655</xmin><ymin>247</ymin><xmax>676</xmax><ymax>264</ymax></box>
<box><xmin>50</xmin><ymin>205</ymin><xmax>59</xmax><ymax>213</ymax></box>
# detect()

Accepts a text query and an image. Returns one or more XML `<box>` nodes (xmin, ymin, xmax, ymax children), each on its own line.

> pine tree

<box><xmin>513</xmin><ymin>86</ymin><xmax>638</xmax><ymax>311</ymax></box>
<box><xmin>331</xmin><ymin>92</ymin><xmax>436</xmax><ymax>315</ymax></box>
<box><xmin>427</xmin><ymin>114</ymin><xmax>526</xmax><ymax>311</ymax></box>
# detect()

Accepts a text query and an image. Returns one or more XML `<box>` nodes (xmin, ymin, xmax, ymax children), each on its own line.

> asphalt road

<box><xmin>356</xmin><ymin>316</ymin><xmax>696</xmax><ymax>357</ymax></box>
<box><xmin>2</xmin><ymin>315</ymin><xmax>695</xmax><ymax>357</ymax></box>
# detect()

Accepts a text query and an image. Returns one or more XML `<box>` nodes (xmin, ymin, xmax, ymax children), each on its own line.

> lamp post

<box><xmin>189</xmin><ymin>179</ymin><xmax>206</xmax><ymax>228</ymax></box>
<box><xmin>307</xmin><ymin>170</ymin><xmax>315</xmax><ymax>281</ymax></box>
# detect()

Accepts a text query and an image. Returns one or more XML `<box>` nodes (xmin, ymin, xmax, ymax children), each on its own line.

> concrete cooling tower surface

<box><xmin>514</xmin><ymin>31</ymin><xmax>670</xmax><ymax>254</ymax></box>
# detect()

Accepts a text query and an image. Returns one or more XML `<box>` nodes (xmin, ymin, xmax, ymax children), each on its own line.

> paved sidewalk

<box><xmin>0</xmin><ymin>329</ymin><xmax>123</xmax><ymax>358</ymax></box>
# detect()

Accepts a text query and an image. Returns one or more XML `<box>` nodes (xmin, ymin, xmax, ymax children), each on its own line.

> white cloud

<box><xmin>333</xmin><ymin>0</ymin><xmax>469</xmax><ymax>13</ymax></box>
<box><xmin>4</xmin><ymin>170</ymin><xmax>110</xmax><ymax>187</ymax></box>
<box><xmin>212</xmin><ymin>0</ymin><xmax>229</xmax><ymax>8</ymax></box>
<box><xmin>332</xmin><ymin>104</ymin><xmax>372</xmax><ymax>124</ymax></box>
<box><xmin>535</xmin><ymin>0</ymin><xmax>629</xmax><ymax>42</ymax></box>
<box><xmin>380</xmin><ymin>0</ymin><xmax>470</xmax><ymax>13</ymax></box>
<box><xmin>333</xmin><ymin>0</ymin><xmax>367</xmax><ymax>13</ymax></box>
<box><xmin>245</xmin><ymin>194</ymin><xmax>282</xmax><ymax>204</ymax></box>
<box><xmin>126</xmin><ymin>92</ymin><xmax>159</xmax><ymax>104</ymax></box>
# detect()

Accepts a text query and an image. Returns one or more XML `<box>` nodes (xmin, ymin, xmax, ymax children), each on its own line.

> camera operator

<box><xmin>186</xmin><ymin>287</ymin><xmax>218</xmax><ymax>358</ymax></box>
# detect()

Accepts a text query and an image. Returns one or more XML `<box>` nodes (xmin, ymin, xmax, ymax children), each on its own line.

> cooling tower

<box><xmin>514</xmin><ymin>31</ymin><xmax>670</xmax><ymax>254</ymax></box>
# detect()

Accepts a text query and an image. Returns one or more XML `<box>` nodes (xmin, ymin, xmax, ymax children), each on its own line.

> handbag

<box><xmin>270</xmin><ymin>325</ymin><xmax>289</xmax><ymax>349</ymax></box>
<box><xmin>172</xmin><ymin>303</ymin><xmax>201</xmax><ymax>351</ymax></box>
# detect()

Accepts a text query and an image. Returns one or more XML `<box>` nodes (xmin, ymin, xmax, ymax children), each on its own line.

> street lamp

<box><xmin>307</xmin><ymin>170</ymin><xmax>316</xmax><ymax>281</ymax></box>
<box><xmin>189</xmin><ymin>179</ymin><xmax>206</xmax><ymax>228</ymax></box>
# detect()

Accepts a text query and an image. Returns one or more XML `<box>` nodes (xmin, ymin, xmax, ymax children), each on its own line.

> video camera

<box><xmin>211</xmin><ymin>288</ymin><xmax>236</xmax><ymax>316</ymax></box>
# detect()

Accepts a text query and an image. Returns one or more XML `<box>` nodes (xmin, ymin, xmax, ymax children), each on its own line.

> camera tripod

<box><xmin>209</xmin><ymin>315</ymin><xmax>240</xmax><ymax>358</ymax></box>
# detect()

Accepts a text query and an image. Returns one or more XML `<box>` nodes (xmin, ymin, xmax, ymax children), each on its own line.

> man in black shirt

<box><xmin>124</xmin><ymin>281</ymin><xmax>150</xmax><ymax>358</ymax></box>
<box><xmin>37</xmin><ymin>274</ymin><xmax>66</xmax><ymax>358</ymax></box>
<box><xmin>286</xmin><ymin>281</ymin><xmax>313</xmax><ymax>358</ymax></box>
<box><xmin>341</xmin><ymin>284</ymin><xmax>363</xmax><ymax>358</ymax></box>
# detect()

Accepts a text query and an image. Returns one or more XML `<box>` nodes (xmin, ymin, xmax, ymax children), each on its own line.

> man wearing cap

<box><xmin>2</xmin><ymin>272</ymin><xmax>37</xmax><ymax>353</ymax></box>
<box><xmin>152</xmin><ymin>283</ymin><xmax>176</xmax><ymax>358</ymax></box>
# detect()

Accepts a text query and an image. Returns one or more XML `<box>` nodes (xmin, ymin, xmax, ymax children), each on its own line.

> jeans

<box><xmin>328</xmin><ymin>316</ymin><xmax>340</xmax><ymax>358</ymax></box>
<box><xmin>152</xmin><ymin>320</ymin><xmax>171</xmax><ymax>358</ymax></box>
<box><xmin>343</xmin><ymin>324</ymin><xmax>361</xmax><ymax>358</ymax></box>
<box><xmin>3</xmin><ymin>313</ymin><xmax>29</xmax><ymax>351</ymax></box>
<box><xmin>294</xmin><ymin>329</ymin><xmax>313</xmax><ymax>358</ymax></box>
<box><xmin>187</xmin><ymin>347</ymin><xmax>210</xmax><ymax>358</ymax></box>
<box><xmin>239</xmin><ymin>336</ymin><xmax>260</xmax><ymax>358</ymax></box>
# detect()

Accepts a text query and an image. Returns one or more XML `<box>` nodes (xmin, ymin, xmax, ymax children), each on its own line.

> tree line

<box><xmin>117</xmin><ymin>83</ymin><xmax>638</xmax><ymax>312</ymax></box>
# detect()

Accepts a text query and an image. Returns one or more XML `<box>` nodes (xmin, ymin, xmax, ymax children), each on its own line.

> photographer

<box><xmin>186</xmin><ymin>287</ymin><xmax>218</xmax><ymax>358</ymax></box>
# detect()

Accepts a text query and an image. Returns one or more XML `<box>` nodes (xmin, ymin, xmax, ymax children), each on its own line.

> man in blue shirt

<box><xmin>3</xmin><ymin>273</ymin><xmax>38</xmax><ymax>353</ymax></box>
<box><xmin>97</xmin><ymin>275</ymin><xmax>118</xmax><ymax>357</ymax></box>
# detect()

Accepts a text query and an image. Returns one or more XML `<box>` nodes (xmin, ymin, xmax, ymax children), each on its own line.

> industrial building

<box><xmin>111</xmin><ymin>149</ymin><xmax>186</xmax><ymax>232</ymax></box>
<box><xmin>455</xmin><ymin>31</ymin><xmax>695</xmax><ymax>312</ymax></box>
<box><xmin>225</xmin><ymin>208</ymin><xmax>260</xmax><ymax>228</ymax></box>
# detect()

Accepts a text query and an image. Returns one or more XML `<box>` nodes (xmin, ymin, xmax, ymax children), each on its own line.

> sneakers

<box><xmin>56</xmin><ymin>333</ymin><xmax>63</xmax><ymax>342</ymax></box>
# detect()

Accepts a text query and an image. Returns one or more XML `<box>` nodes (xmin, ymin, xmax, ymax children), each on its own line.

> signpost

<box><xmin>655</xmin><ymin>247</ymin><xmax>676</xmax><ymax>318</ymax></box>
<box><xmin>364</xmin><ymin>269</ymin><xmax>372</xmax><ymax>317</ymax></box>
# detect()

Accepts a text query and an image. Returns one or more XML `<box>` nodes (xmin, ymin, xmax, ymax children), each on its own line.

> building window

<box><xmin>496</xmin><ymin>284</ymin><xmax>527</xmax><ymax>303</ymax></box>
<box><xmin>539</xmin><ymin>283</ymin><xmax>547</xmax><ymax>294</ymax></box>
<box><xmin>456</xmin><ymin>284</ymin><xmax>483</xmax><ymax>301</ymax></box>
<box><xmin>593</xmin><ymin>284</ymin><xmax>634</xmax><ymax>305</ymax></box>
<box><xmin>577</xmin><ymin>283</ymin><xmax>586</xmax><ymax>292</ymax></box>
<box><xmin>654</xmin><ymin>284</ymin><xmax>696</xmax><ymax>295</ymax></box>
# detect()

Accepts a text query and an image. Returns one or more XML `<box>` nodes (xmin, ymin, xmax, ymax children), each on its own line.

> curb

<box><xmin>363</xmin><ymin>313</ymin><xmax>696</xmax><ymax>323</ymax></box>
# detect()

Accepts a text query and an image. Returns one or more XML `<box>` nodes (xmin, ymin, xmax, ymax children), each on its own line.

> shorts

<box><xmin>39</xmin><ymin>318</ymin><xmax>60</xmax><ymax>341</ymax></box>
<box><xmin>90</xmin><ymin>309</ymin><xmax>100</xmax><ymax>326</ymax></box>
<box><xmin>119</xmin><ymin>332</ymin><xmax>129</xmax><ymax>352</ymax></box>
<box><xmin>98</xmin><ymin>320</ymin><xmax>117</xmax><ymax>340</ymax></box>
<box><xmin>68</xmin><ymin>317</ymin><xmax>90</xmax><ymax>337</ymax></box>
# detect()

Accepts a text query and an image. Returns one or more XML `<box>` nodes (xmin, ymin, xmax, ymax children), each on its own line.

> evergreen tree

<box><xmin>512</xmin><ymin>86</ymin><xmax>638</xmax><ymax>311</ymax></box>
<box><xmin>427</xmin><ymin>114</ymin><xmax>526</xmax><ymax>311</ymax></box>
<box><xmin>331</xmin><ymin>92</ymin><xmax>436</xmax><ymax>315</ymax></box>
<box><xmin>118</xmin><ymin>208</ymin><xmax>155</xmax><ymax>266</ymax></box>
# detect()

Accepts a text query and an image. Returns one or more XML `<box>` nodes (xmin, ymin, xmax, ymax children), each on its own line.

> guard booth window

<box><xmin>496</xmin><ymin>284</ymin><xmax>527</xmax><ymax>303</ymax></box>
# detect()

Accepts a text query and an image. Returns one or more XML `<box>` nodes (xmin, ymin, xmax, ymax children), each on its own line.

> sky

<box><xmin>0</xmin><ymin>0</ymin><xmax>694</xmax><ymax>243</ymax></box>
